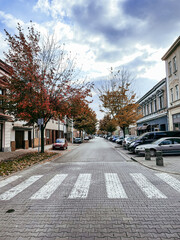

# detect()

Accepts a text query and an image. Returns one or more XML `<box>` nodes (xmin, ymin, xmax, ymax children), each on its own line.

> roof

<box><xmin>162</xmin><ymin>36</ymin><xmax>180</xmax><ymax>60</ymax></box>
<box><xmin>0</xmin><ymin>59</ymin><xmax>11</xmax><ymax>75</ymax></box>
<box><xmin>137</xmin><ymin>78</ymin><xmax>166</xmax><ymax>104</ymax></box>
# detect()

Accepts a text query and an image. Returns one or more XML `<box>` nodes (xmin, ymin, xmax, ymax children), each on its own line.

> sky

<box><xmin>0</xmin><ymin>0</ymin><xmax>180</xmax><ymax>120</ymax></box>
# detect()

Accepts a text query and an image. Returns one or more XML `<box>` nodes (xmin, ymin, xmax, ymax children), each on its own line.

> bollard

<box><xmin>156</xmin><ymin>151</ymin><xmax>164</xmax><ymax>166</ymax></box>
<box><xmin>145</xmin><ymin>148</ymin><xmax>151</xmax><ymax>160</ymax></box>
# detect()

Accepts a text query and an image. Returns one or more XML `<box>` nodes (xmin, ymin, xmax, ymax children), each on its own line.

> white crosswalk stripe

<box><xmin>0</xmin><ymin>172</ymin><xmax>179</xmax><ymax>201</ymax></box>
<box><xmin>68</xmin><ymin>174</ymin><xmax>91</xmax><ymax>199</ymax></box>
<box><xmin>156</xmin><ymin>173</ymin><xmax>180</xmax><ymax>193</ymax></box>
<box><xmin>31</xmin><ymin>174</ymin><xmax>68</xmax><ymax>200</ymax></box>
<box><xmin>105</xmin><ymin>173</ymin><xmax>128</xmax><ymax>199</ymax></box>
<box><xmin>0</xmin><ymin>175</ymin><xmax>42</xmax><ymax>200</ymax></box>
<box><xmin>130</xmin><ymin>173</ymin><xmax>167</xmax><ymax>199</ymax></box>
<box><xmin>0</xmin><ymin>175</ymin><xmax>21</xmax><ymax>188</ymax></box>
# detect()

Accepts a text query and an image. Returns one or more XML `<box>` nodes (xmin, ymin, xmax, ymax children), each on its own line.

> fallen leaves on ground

<box><xmin>0</xmin><ymin>152</ymin><xmax>59</xmax><ymax>176</ymax></box>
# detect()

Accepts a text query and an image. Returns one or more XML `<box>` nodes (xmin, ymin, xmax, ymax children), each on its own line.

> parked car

<box><xmin>122</xmin><ymin>135</ymin><xmax>137</xmax><ymax>149</ymax></box>
<box><xmin>135</xmin><ymin>137</ymin><xmax>180</xmax><ymax>156</ymax></box>
<box><xmin>74</xmin><ymin>137</ymin><xmax>82</xmax><ymax>143</ymax></box>
<box><xmin>52</xmin><ymin>138</ymin><xmax>68</xmax><ymax>150</ymax></box>
<box><xmin>84</xmin><ymin>136</ymin><xmax>89</xmax><ymax>140</ymax></box>
<box><xmin>128</xmin><ymin>131</ymin><xmax>180</xmax><ymax>153</ymax></box>
<box><xmin>116</xmin><ymin>136</ymin><xmax>124</xmax><ymax>145</ymax></box>
<box><xmin>112</xmin><ymin>136</ymin><xmax>119</xmax><ymax>142</ymax></box>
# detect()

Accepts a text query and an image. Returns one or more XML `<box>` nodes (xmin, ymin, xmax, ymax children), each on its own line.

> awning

<box><xmin>137</xmin><ymin>125</ymin><xmax>149</xmax><ymax>130</ymax></box>
<box><xmin>13</xmin><ymin>126</ymin><xmax>32</xmax><ymax>131</ymax></box>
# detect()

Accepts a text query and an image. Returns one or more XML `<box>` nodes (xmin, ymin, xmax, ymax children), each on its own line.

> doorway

<box><xmin>15</xmin><ymin>131</ymin><xmax>24</xmax><ymax>149</ymax></box>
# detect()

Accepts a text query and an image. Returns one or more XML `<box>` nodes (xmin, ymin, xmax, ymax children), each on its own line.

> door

<box><xmin>159</xmin><ymin>139</ymin><xmax>174</xmax><ymax>154</ymax></box>
<box><xmin>28</xmin><ymin>131</ymin><xmax>32</xmax><ymax>148</ymax></box>
<box><xmin>15</xmin><ymin>131</ymin><xmax>24</xmax><ymax>149</ymax></box>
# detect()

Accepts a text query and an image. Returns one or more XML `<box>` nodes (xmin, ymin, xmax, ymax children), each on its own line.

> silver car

<box><xmin>135</xmin><ymin>137</ymin><xmax>180</xmax><ymax>156</ymax></box>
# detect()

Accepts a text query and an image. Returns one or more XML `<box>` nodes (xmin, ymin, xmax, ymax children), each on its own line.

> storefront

<box><xmin>137</xmin><ymin>115</ymin><xmax>168</xmax><ymax>135</ymax></box>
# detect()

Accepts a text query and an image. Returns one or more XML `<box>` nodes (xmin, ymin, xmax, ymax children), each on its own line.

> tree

<box><xmin>97</xmin><ymin>67</ymin><xmax>142</xmax><ymax>137</ymax></box>
<box><xmin>73</xmin><ymin>102</ymin><xmax>97</xmax><ymax>136</ymax></box>
<box><xmin>99</xmin><ymin>115</ymin><xmax>117</xmax><ymax>135</ymax></box>
<box><xmin>4</xmin><ymin>22</ymin><xmax>92</xmax><ymax>152</ymax></box>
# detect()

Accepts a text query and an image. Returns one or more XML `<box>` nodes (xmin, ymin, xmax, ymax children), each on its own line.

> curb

<box><xmin>131</xmin><ymin>157</ymin><xmax>180</xmax><ymax>176</ymax></box>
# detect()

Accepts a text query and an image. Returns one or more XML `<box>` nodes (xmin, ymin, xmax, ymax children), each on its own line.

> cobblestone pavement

<box><xmin>0</xmin><ymin>138</ymin><xmax>180</xmax><ymax>240</ymax></box>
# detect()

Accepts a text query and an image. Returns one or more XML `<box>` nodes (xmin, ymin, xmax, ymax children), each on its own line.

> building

<box><xmin>136</xmin><ymin>78</ymin><xmax>168</xmax><ymax>135</ymax></box>
<box><xmin>162</xmin><ymin>36</ymin><xmax>180</xmax><ymax>131</ymax></box>
<box><xmin>0</xmin><ymin>59</ymin><xmax>73</xmax><ymax>151</ymax></box>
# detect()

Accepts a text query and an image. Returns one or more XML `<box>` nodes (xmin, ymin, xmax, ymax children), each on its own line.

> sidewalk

<box><xmin>131</xmin><ymin>155</ymin><xmax>180</xmax><ymax>175</ymax></box>
<box><xmin>0</xmin><ymin>142</ymin><xmax>79</xmax><ymax>162</ymax></box>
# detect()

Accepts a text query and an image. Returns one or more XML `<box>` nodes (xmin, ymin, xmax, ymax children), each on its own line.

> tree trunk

<box><xmin>122</xmin><ymin>127</ymin><xmax>126</xmax><ymax>138</ymax></box>
<box><xmin>41</xmin><ymin>125</ymin><xmax>44</xmax><ymax>153</ymax></box>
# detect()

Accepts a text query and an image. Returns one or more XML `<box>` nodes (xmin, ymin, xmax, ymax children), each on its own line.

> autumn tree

<box><xmin>97</xmin><ymin>67</ymin><xmax>141</xmax><ymax>137</ymax></box>
<box><xmin>73</xmin><ymin>102</ymin><xmax>97</xmax><ymax>136</ymax></box>
<box><xmin>4</xmin><ymin>22</ymin><xmax>92</xmax><ymax>152</ymax></box>
<box><xmin>99</xmin><ymin>115</ymin><xmax>117</xmax><ymax>135</ymax></box>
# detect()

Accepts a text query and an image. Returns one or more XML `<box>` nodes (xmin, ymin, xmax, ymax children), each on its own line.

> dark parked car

<box><xmin>135</xmin><ymin>137</ymin><xmax>180</xmax><ymax>156</ymax></box>
<box><xmin>74</xmin><ymin>137</ymin><xmax>82</xmax><ymax>143</ymax></box>
<box><xmin>122</xmin><ymin>135</ymin><xmax>137</xmax><ymax>149</ymax></box>
<box><xmin>52</xmin><ymin>138</ymin><xmax>68</xmax><ymax>150</ymax></box>
<box><xmin>128</xmin><ymin>131</ymin><xmax>180</xmax><ymax>153</ymax></box>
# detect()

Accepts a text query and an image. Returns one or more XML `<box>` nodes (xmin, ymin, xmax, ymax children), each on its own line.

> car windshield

<box><xmin>56</xmin><ymin>139</ymin><xmax>65</xmax><ymax>143</ymax></box>
<box><xmin>136</xmin><ymin>132</ymin><xmax>148</xmax><ymax>140</ymax></box>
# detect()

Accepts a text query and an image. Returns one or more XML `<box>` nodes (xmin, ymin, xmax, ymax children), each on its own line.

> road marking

<box><xmin>68</xmin><ymin>174</ymin><xmax>91</xmax><ymax>199</ymax></box>
<box><xmin>0</xmin><ymin>176</ymin><xmax>21</xmax><ymax>188</ymax></box>
<box><xmin>105</xmin><ymin>173</ymin><xmax>128</xmax><ymax>198</ymax></box>
<box><xmin>0</xmin><ymin>175</ymin><xmax>42</xmax><ymax>200</ymax></box>
<box><xmin>130</xmin><ymin>173</ymin><xmax>167</xmax><ymax>199</ymax></box>
<box><xmin>156</xmin><ymin>173</ymin><xmax>180</xmax><ymax>193</ymax></box>
<box><xmin>31</xmin><ymin>174</ymin><xmax>68</xmax><ymax>199</ymax></box>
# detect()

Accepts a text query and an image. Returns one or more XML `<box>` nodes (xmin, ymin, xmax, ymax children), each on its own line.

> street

<box><xmin>0</xmin><ymin>137</ymin><xmax>180</xmax><ymax>240</ymax></box>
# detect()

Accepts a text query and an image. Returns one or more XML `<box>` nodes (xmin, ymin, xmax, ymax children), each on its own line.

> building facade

<box><xmin>162</xmin><ymin>36</ymin><xmax>180</xmax><ymax>131</ymax></box>
<box><xmin>136</xmin><ymin>78</ymin><xmax>168</xmax><ymax>135</ymax></box>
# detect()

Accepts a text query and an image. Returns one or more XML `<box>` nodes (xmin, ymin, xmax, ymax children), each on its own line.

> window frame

<box><xmin>168</xmin><ymin>61</ymin><xmax>172</xmax><ymax>76</ymax></box>
<box><xmin>173</xmin><ymin>56</ymin><xmax>177</xmax><ymax>72</ymax></box>
<box><xmin>175</xmin><ymin>85</ymin><xmax>179</xmax><ymax>100</ymax></box>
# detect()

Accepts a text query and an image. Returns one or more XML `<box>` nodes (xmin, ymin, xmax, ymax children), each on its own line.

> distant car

<box><xmin>84</xmin><ymin>136</ymin><xmax>89</xmax><ymax>140</ymax></box>
<box><xmin>74</xmin><ymin>137</ymin><xmax>82</xmax><ymax>143</ymax></box>
<box><xmin>135</xmin><ymin>137</ymin><xmax>180</xmax><ymax>156</ymax></box>
<box><xmin>53</xmin><ymin>138</ymin><xmax>68</xmax><ymax>150</ymax></box>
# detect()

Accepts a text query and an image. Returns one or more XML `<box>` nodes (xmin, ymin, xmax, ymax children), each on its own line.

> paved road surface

<box><xmin>0</xmin><ymin>137</ymin><xmax>180</xmax><ymax>239</ymax></box>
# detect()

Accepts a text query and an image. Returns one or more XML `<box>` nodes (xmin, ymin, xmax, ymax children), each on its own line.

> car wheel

<box><xmin>150</xmin><ymin>149</ymin><xmax>156</xmax><ymax>157</ymax></box>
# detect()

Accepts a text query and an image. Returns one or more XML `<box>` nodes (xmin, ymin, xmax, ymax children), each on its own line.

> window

<box><xmin>175</xmin><ymin>85</ymin><xmax>179</xmax><ymax>100</ymax></box>
<box><xmin>170</xmin><ymin>88</ymin><xmax>173</xmax><ymax>102</ymax></box>
<box><xmin>159</xmin><ymin>95</ymin><xmax>163</xmax><ymax>109</ymax></box>
<box><xmin>173</xmin><ymin>138</ymin><xmax>180</xmax><ymax>144</ymax></box>
<box><xmin>46</xmin><ymin>129</ymin><xmax>50</xmax><ymax>139</ymax></box>
<box><xmin>150</xmin><ymin>102</ymin><xmax>153</xmax><ymax>113</ymax></box>
<box><xmin>161</xmin><ymin>140</ymin><xmax>173</xmax><ymax>145</ymax></box>
<box><xmin>173</xmin><ymin>56</ymin><xmax>177</xmax><ymax>72</ymax></box>
<box><xmin>168</xmin><ymin>61</ymin><xmax>172</xmax><ymax>75</ymax></box>
<box><xmin>143</xmin><ymin>106</ymin><xmax>146</xmax><ymax>116</ymax></box>
<box><xmin>154</xmin><ymin>99</ymin><xmax>157</xmax><ymax>112</ymax></box>
<box><xmin>146</xmin><ymin>104</ymin><xmax>149</xmax><ymax>115</ymax></box>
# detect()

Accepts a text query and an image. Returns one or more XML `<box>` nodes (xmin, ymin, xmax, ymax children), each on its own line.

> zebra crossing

<box><xmin>0</xmin><ymin>173</ymin><xmax>179</xmax><ymax>201</ymax></box>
